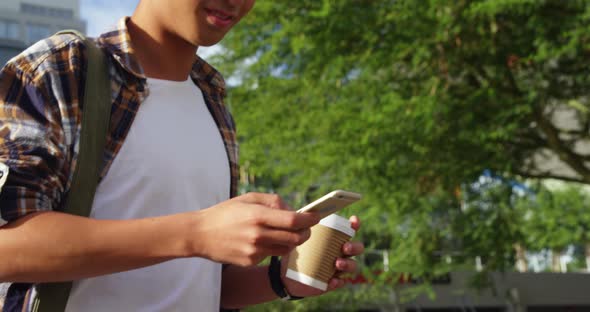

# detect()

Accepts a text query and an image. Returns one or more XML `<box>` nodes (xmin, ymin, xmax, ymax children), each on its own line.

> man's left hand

<box><xmin>280</xmin><ymin>215</ymin><xmax>365</xmax><ymax>297</ymax></box>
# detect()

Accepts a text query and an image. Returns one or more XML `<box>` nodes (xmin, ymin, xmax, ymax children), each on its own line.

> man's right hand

<box><xmin>191</xmin><ymin>193</ymin><xmax>320</xmax><ymax>266</ymax></box>
<box><xmin>0</xmin><ymin>192</ymin><xmax>318</xmax><ymax>283</ymax></box>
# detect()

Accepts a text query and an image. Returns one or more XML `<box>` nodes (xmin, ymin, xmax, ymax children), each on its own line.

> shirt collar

<box><xmin>97</xmin><ymin>17</ymin><xmax>226</xmax><ymax>93</ymax></box>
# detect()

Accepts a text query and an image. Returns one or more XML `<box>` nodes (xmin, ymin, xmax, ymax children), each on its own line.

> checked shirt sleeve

<box><xmin>0</xmin><ymin>37</ymin><xmax>85</xmax><ymax>225</ymax></box>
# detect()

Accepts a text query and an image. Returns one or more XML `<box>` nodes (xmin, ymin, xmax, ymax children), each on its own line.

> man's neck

<box><xmin>128</xmin><ymin>12</ymin><xmax>197</xmax><ymax>81</ymax></box>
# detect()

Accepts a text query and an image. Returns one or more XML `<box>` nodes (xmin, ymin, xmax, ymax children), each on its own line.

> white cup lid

<box><xmin>319</xmin><ymin>214</ymin><xmax>355</xmax><ymax>237</ymax></box>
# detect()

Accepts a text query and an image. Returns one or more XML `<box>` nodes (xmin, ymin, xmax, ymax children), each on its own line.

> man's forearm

<box><xmin>221</xmin><ymin>264</ymin><xmax>278</xmax><ymax>309</ymax></box>
<box><xmin>0</xmin><ymin>211</ymin><xmax>196</xmax><ymax>282</ymax></box>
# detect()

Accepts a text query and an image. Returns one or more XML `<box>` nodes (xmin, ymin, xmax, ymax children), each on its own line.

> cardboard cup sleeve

<box><xmin>286</xmin><ymin>214</ymin><xmax>355</xmax><ymax>291</ymax></box>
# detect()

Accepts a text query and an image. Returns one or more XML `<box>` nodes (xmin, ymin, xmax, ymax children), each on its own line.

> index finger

<box><xmin>237</xmin><ymin>192</ymin><xmax>291</xmax><ymax>210</ymax></box>
<box><xmin>260</xmin><ymin>209</ymin><xmax>321</xmax><ymax>230</ymax></box>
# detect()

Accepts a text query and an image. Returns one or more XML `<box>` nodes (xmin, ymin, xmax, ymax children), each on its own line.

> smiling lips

<box><xmin>205</xmin><ymin>8</ymin><xmax>234</xmax><ymax>28</ymax></box>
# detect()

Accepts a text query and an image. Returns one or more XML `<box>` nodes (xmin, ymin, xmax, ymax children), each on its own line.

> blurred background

<box><xmin>2</xmin><ymin>0</ymin><xmax>590</xmax><ymax>311</ymax></box>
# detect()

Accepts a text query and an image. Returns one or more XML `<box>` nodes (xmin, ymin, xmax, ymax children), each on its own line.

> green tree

<box><xmin>210</xmin><ymin>0</ymin><xmax>590</xmax><ymax>307</ymax></box>
<box><xmin>516</xmin><ymin>185</ymin><xmax>590</xmax><ymax>271</ymax></box>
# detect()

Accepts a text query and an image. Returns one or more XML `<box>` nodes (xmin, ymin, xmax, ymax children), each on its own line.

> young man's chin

<box><xmin>193</xmin><ymin>36</ymin><xmax>225</xmax><ymax>48</ymax></box>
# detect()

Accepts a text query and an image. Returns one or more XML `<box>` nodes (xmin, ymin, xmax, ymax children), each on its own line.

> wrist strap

<box><xmin>268</xmin><ymin>256</ymin><xmax>303</xmax><ymax>301</ymax></box>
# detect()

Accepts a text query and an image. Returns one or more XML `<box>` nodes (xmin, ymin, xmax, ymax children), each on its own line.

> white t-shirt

<box><xmin>65</xmin><ymin>77</ymin><xmax>230</xmax><ymax>312</ymax></box>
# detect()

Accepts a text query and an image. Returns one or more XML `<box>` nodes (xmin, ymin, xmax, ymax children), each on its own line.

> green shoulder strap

<box><xmin>31</xmin><ymin>30</ymin><xmax>112</xmax><ymax>312</ymax></box>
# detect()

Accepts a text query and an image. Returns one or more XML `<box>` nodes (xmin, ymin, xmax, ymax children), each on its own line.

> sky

<box><xmin>80</xmin><ymin>0</ymin><xmax>219</xmax><ymax>57</ymax></box>
<box><xmin>80</xmin><ymin>0</ymin><xmax>137</xmax><ymax>37</ymax></box>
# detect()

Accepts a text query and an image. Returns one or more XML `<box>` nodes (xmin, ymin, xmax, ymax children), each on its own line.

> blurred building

<box><xmin>0</xmin><ymin>0</ymin><xmax>85</xmax><ymax>65</ymax></box>
<box><xmin>352</xmin><ymin>271</ymin><xmax>590</xmax><ymax>312</ymax></box>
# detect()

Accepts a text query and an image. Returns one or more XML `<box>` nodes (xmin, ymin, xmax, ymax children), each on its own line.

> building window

<box><xmin>21</xmin><ymin>3</ymin><xmax>74</xmax><ymax>19</ymax></box>
<box><xmin>0</xmin><ymin>20</ymin><xmax>20</xmax><ymax>40</ymax></box>
<box><xmin>26</xmin><ymin>23</ymin><xmax>51</xmax><ymax>44</ymax></box>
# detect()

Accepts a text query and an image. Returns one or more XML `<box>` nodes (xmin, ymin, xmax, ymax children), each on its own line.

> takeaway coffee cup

<box><xmin>286</xmin><ymin>214</ymin><xmax>355</xmax><ymax>291</ymax></box>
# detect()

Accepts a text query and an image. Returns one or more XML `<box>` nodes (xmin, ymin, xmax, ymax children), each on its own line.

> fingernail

<box><xmin>336</xmin><ymin>259</ymin><xmax>346</xmax><ymax>269</ymax></box>
<box><xmin>331</xmin><ymin>279</ymin><xmax>339</xmax><ymax>289</ymax></box>
<box><xmin>344</xmin><ymin>243</ymin><xmax>352</xmax><ymax>253</ymax></box>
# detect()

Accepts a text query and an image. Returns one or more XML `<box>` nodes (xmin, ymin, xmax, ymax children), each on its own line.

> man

<box><xmin>0</xmin><ymin>0</ymin><xmax>364</xmax><ymax>311</ymax></box>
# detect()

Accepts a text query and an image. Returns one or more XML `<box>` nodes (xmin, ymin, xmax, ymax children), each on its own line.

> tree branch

<box><xmin>513</xmin><ymin>169</ymin><xmax>586</xmax><ymax>184</ymax></box>
<box><xmin>508</xmin><ymin>132</ymin><xmax>547</xmax><ymax>148</ymax></box>
<box><xmin>560</xmin><ymin>129</ymin><xmax>590</xmax><ymax>137</ymax></box>
<box><xmin>504</xmin><ymin>65</ymin><xmax>523</xmax><ymax>97</ymax></box>
<box><xmin>532</xmin><ymin>107</ymin><xmax>590</xmax><ymax>183</ymax></box>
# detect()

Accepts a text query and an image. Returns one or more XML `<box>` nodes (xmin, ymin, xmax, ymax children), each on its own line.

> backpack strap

<box><xmin>30</xmin><ymin>29</ymin><xmax>112</xmax><ymax>312</ymax></box>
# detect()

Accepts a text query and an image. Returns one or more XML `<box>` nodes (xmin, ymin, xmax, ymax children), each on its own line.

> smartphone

<box><xmin>296</xmin><ymin>190</ymin><xmax>361</xmax><ymax>218</ymax></box>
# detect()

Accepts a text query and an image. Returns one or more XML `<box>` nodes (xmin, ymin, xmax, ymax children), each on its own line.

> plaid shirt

<box><xmin>1</xmin><ymin>17</ymin><xmax>240</xmax><ymax>312</ymax></box>
<box><xmin>0</xmin><ymin>17</ymin><xmax>239</xmax><ymax>227</ymax></box>
<box><xmin>0</xmin><ymin>18</ymin><xmax>238</xmax><ymax>225</ymax></box>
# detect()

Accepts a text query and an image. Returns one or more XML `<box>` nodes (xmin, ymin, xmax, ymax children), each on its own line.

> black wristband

<box><xmin>268</xmin><ymin>256</ymin><xmax>303</xmax><ymax>301</ymax></box>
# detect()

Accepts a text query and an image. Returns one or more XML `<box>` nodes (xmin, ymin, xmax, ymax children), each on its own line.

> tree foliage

<box><xmin>516</xmin><ymin>184</ymin><xmax>590</xmax><ymax>252</ymax></box>
<box><xmin>210</xmin><ymin>0</ymin><xmax>590</xmax><ymax>306</ymax></box>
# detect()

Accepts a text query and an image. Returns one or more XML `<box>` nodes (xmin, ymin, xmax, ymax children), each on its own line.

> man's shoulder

<box><xmin>193</xmin><ymin>55</ymin><xmax>226</xmax><ymax>94</ymax></box>
<box><xmin>6</xmin><ymin>33</ymin><xmax>89</xmax><ymax>80</ymax></box>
